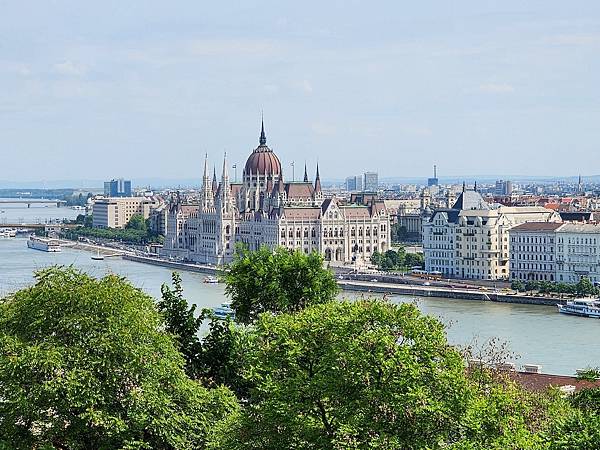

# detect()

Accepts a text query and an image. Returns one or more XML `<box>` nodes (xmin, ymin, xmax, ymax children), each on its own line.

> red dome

<box><xmin>244</xmin><ymin>144</ymin><xmax>282</xmax><ymax>175</ymax></box>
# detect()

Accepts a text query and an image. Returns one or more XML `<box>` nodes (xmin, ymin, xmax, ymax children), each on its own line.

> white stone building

<box><xmin>162</xmin><ymin>123</ymin><xmax>391</xmax><ymax>265</ymax></box>
<box><xmin>509</xmin><ymin>222</ymin><xmax>563</xmax><ymax>282</ymax></box>
<box><xmin>556</xmin><ymin>223</ymin><xmax>600</xmax><ymax>284</ymax></box>
<box><xmin>423</xmin><ymin>188</ymin><xmax>560</xmax><ymax>280</ymax></box>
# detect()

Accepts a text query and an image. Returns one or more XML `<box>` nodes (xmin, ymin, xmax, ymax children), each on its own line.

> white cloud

<box><xmin>53</xmin><ymin>60</ymin><xmax>88</xmax><ymax>76</ymax></box>
<box><xmin>477</xmin><ymin>83</ymin><xmax>515</xmax><ymax>94</ymax></box>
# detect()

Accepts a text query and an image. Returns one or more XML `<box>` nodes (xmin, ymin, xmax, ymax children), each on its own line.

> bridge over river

<box><xmin>0</xmin><ymin>199</ymin><xmax>67</xmax><ymax>207</ymax></box>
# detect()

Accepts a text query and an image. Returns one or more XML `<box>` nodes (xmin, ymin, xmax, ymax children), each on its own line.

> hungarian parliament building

<box><xmin>162</xmin><ymin>123</ymin><xmax>391</xmax><ymax>265</ymax></box>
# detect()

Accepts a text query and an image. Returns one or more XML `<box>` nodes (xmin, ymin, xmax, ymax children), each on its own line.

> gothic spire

<box><xmin>212</xmin><ymin>165</ymin><xmax>218</xmax><ymax>193</ymax></box>
<box><xmin>259</xmin><ymin>118</ymin><xmax>266</xmax><ymax>145</ymax></box>
<box><xmin>314</xmin><ymin>163</ymin><xmax>322</xmax><ymax>193</ymax></box>
<box><xmin>474</xmin><ymin>181</ymin><xmax>477</xmax><ymax>192</ymax></box>
<box><xmin>222</xmin><ymin>151</ymin><xmax>229</xmax><ymax>181</ymax></box>
<box><xmin>203</xmin><ymin>153</ymin><xmax>209</xmax><ymax>180</ymax></box>
<box><xmin>303</xmin><ymin>163</ymin><xmax>309</xmax><ymax>182</ymax></box>
<box><xmin>462</xmin><ymin>181</ymin><xmax>466</xmax><ymax>192</ymax></box>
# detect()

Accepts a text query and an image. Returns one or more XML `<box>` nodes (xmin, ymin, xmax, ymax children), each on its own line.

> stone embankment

<box><xmin>339</xmin><ymin>280</ymin><xmax>566</xmax><ymax>307</ymax></box>
<box><xmin>63</xmin><ymin>241</ymin><xmax>566</xmax><ymax>307</ymax></box>
<box><xmin>122</xmin><ymin>255</ymin><xmax>220</xmax><ymax>275</ymax></box>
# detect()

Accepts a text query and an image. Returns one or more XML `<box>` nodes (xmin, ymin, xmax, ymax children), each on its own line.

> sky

<box><xmin>1</xmin><ymin>1</ymin><xmax>600</xmax><ymax>185</ymax></box>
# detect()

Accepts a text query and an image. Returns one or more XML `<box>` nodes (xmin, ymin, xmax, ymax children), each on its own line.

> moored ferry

<box><xmin>27</xmin><ymin>236</ymin><xmax>62</xmax><ymax>252</ymax></box>
<box><xmin>557</xmin><ymin>299</ymin><xmax>600</xmax><ymax>318</ymax></box>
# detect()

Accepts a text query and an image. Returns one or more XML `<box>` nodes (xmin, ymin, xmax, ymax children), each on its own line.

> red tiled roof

<box><xmin>511</xmin><ymin>371</ymin><xmax>600</xmax><ymax>392</ymax></box>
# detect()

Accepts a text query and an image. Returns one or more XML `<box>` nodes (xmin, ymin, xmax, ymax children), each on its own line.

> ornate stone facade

<box><xmin>162</xmin><ymin>123</ymin><xmax>391</xmax><ymax>265</ymax></box>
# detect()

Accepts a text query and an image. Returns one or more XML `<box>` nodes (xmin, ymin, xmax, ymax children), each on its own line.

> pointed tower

<box><xmin>314</xmin><ymin>163</ymin><xmax>323</xmax><ymax>203</ymax></box>
<box><xmin>218</xmin><ymin>152</ymin><xmax>232</xmax><ymax>214</ymax></box>
<box><xmin>314</xmin><ymin>163</ymin><xmax>322</xmax><ymax>193</ymax></box>
<box><xmin>212</xmin><ymin>166</ymin><xmax>218</xmax><ymax>195</ymax></box>
<box><xmin>474</xmin><ymin>181</ymin><xmax>478</xmax><ymax>192</ymax></box>
<box><xmin>303</xmin><ymin>163</ymin><xmax>309</xmax><ymax>182</ymax></box>
<box><xmin>201</xmin><ymin>153</ymin><xmax>214</xmax><ymax>209</ymax></box>
<box><xmin>260</xmin><ymin>118</ymin><xmax>267</xmax><ymax>145</ymax></box>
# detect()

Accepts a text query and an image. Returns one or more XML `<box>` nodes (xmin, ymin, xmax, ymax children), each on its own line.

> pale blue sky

<box><xmin>1</xmin><ymin>1</ymin><xmax>600</xmax><ymax>183</ymax></box>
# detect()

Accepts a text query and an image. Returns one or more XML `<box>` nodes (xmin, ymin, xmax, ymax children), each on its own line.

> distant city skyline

<box><xmin>2</xmin><ymin>1</ymin><xmax>600</xmax><ymax>181</ymax></box>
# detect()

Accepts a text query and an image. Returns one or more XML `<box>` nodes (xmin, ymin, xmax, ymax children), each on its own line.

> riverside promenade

<box><xmin>339</xmin><ymin>280</ymin><xmax>566</xmax><ymax>307</ymax></box>
<box><xmin>90</xmin><ymin>248</ymin><xmax>566</xmax><ymax>308</ymax></box>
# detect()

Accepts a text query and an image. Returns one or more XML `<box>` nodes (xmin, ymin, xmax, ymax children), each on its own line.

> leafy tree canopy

<box><xmin>0</xmin><ymin>267</ymin><xmax>237</xmax><ymax>450</ymax></box>
<box><xmin>223</xmin><ymin>246</ymin><xmax>339</xmax><ymax>324</ymax></box>
<box><xmin>213</xmin><ymin>300</ymin><xmax>472</xmax><ymax>449</ymax></box>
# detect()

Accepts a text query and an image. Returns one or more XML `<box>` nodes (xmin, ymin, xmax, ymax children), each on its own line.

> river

<box><xmin>0</xmin><ymin>203</ymin><xmax>599</xmax><ymax>376</ymax></box>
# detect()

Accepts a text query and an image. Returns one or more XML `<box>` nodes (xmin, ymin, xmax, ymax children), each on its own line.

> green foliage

<box><xmin>158</xmin><ymin>272</ymin><xmax>204</xmax><ymax>379</ymax></box>
<box><xmin>159</xmin><ymin>273</ymin><xmax>250</xmax><ymax>395</ymax></box>
<box><xmin>510</xmin><ymin>277</ymin><xmax>598</xmax><ymax>297</ymax></box>
<box><xmin>511</xmin><ymin>280</ymin><xmax>526</xmax><ymax>292</ymax></box>
<box><xmin>0</xmin><ymin>267</ymin><xmax>237</xmax><ymax>449</ymax></box>
<box><xmin>213</xmin><ymin>300</ymin><xmax>472</xmax><ymax>449</ymax></box>
<box><xmin>125</xmin><ymin>214</ymin><xmax>148</xmax><ymax>232</ymax></box>
<box><xmin>576</xmin><ymin>368</ymin><xmax>600</xmax><ymax>382</ymax></box>
<box><xmin>63</xmin><ymin>224</ymin><xmax>162</xmax><ymax>245</ymax></box>
<box><xmin>224</xmin><ymin>246</ymin><xmax>339</xmax><ymax>325</ymax></box>
<box><xmin>370</xmin><ymin>248</ymin><xmax>424</xmax><ymax>271</ymax></box>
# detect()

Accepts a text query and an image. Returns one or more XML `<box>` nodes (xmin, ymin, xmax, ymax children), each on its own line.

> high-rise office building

<box><xmin>104</xmin><ymin>178</ymin><xmax>132</xmax><ymax>197</ymax></box>
<box><xmin>427</xmin><ymin>165</ymin><xmax>439</xmax><ymax>187</ymax></box>
<box><xmin>345</xmin><ymin>175</ymin><xmax>363</xmax><ymax>192</ymax></box>
<box><xmin>363</xmin><ymin>172</ymin><xmax>378</xmax><ymax>191</ymax></box>
<box><xmin>494</xmin><ymin>180</ymin><xmax>513</xmax><ymax>196</ymax></box>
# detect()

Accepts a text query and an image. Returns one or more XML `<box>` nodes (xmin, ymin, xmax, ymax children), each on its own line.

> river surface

<box><xmin>0</xmin><ymin>205</ymin><xmax>599</xmax><ymax>376</ymax></box>
<box><xmin>0</xmin><ymin>198</ymin><xmax>79</xmax><ymax>224</ymax></box>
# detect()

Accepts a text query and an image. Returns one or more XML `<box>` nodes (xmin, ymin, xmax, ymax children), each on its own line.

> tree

<box><xmin>158</xmin><ymin>273</ymin><xmax>248</xmax><ymax>394</ymax></box>
<box><xmin>213</xmin><ymin>300</ymin><xmax>472</xmax><ymax>449</ymax></box>
<box><xmin>525</xmin><ymin>280</ymin><xmax>539</xmax><ymax>292</ymax></box>
<box><xmin>224</xmin><ymin>246</ymin><xmax>339</xmax><ymax>325</ymax></box>
<box><xmin>126</xmin><ymin>213</ymin><xmax>148</xmax><ymax>232</ymax></box>
<box><xmin>511</xmin><ymin>280</ymin><xmax>525</xmax><ymax>292</ymax></box>
<box><xmin>404</xmin><ymin>252</ymin><xmax>424</xmax><ymax>269</ymax></box>
<box><xmin>576</xmin><ymin>277</ymin><xmax>597</xmax><ymax>297</ymax></box>
<box><xmin>158</xmin><ymin>272</ymin><xmax>204</xmax><ymax>379</ymax></box>
<box><xmin>370</xmin><ymin>250</ymin><xmax>383</xmax><ymax>267</ymax></box>
<box><xmin>0</xmin><ymin>267</ymin><xmax>237</xmax><ymax>449</ymax></box>
<box><xmin>84</xmin><ymin>214</ymin><xmax>93</xmax><ymax>228</ymax></box>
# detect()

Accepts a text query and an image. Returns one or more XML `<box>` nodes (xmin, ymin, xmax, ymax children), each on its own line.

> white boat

<box><xmin>557</xmin><ymin>299</ymin><xmax>600</xmax><ymax>318</ymax></box>
<box><xmin>27</xmin><ymin>236</ymin><xmax>62</xmax><ymax>252</ymax></box>
<box><xmin>91</xmin><ymin>250</ymin><xmax>105</xmax><ymax>260</ymax></box>
<box><xmin>203</xmin><ymin>276</ymin><xmax>220</xmax><ymax>284</ymax></box>
<box><xmin>0</xmin><ymin>228</ymin><xmax>17</xmax><ymax>238</ymax></box>
<box><xmin>212</xmin><ymin>302</ymin><xmax>235</xmax><ymax>320</ymax></box>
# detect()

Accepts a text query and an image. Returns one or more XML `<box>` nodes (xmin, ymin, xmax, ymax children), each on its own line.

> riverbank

<box><xmin>107</xmin><ymin>250</ymin><xmax>568</xmax><ymax>307</ymax></box>
<box><xmin>339</xmin><ymin>280</ymin><xmax>566</xmax><ymax>307</ymax></box>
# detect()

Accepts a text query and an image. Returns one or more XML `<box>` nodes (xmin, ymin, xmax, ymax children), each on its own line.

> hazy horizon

<box><xmin>2</xmin><ymin>1</ymin><xmax>600</xmax><ymax>182</ymax></box>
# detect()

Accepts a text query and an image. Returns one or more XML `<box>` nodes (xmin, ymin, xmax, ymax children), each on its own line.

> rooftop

<box><xmin>510</xmin><ymin>222</ymin><xmax>564</xmax><ymax>232</ymax></box>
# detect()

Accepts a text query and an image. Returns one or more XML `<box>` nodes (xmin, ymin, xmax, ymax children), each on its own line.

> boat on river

<box><xmin>203</xmin><ymin>276</ymin><xmax>219</xmax><ymax>284</ymax></box>
<box><xmin>0</xmin><ymin>228</ymin><xmax>17</xmax><ymax>238</ymax></box>
<box><xmin>212</xmin><ymin>302</ymin><xmax>235</xmax><ymax>320</ymax></box>
<box><xmin>91</xmin><ymin>250</ymin><xmax>105</xmax><ymax>260</ymax></box>
<box><xmin>557</xmin><ymin>299</ymin><xmax>600</xmax><ymax>318</ymax></box>
<box><xmin>27</xmin><ymin>236</ymin><xmax>61</xmax><ymax>252</ymax></box>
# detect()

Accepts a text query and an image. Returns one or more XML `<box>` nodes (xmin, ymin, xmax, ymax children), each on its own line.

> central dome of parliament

<box><xmin>244</xmin><ymin>121</ymin><xmax>282</xmax><ymax>177</ymax></box>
